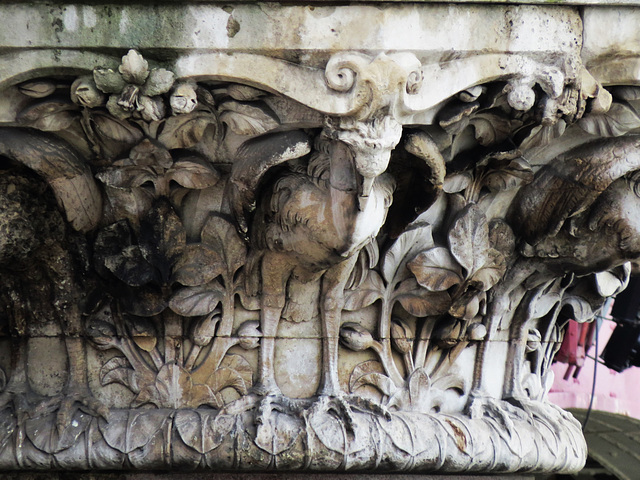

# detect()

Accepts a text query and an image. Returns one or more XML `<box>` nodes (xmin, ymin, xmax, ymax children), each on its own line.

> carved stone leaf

<box><xmin>100</xmin><ymin>356</ymin><xmax>137</xmax><ymax>389</ymax></box>
<box><xmin>25</xmin><ymin>411</ymin><xmax>92</xmax><ymax>454</ymax></box>
<box><xmin>448</xmin><ymin>204</ymin><xmax>489</xmax><ymax>276</ymax></box>
<box><xmin>219</xmin><ymin>100</ymin><xmax>280</xmax><ymax>135</ymax></box>
<box><xmin>207</xmin><ymin>367</ymin><xmax>248</xmax><ymax>396</ymax></box>
<box><xmin>86</xmin><ymin>111</ymin><xmax>144</xmax><ymax>159</ymax></box>
<box><xmin>99</xmin><ymin>410</ymin><xmax>170</xmax><ymax>454</ymax></box>
<box><xmin>227</xmin><ymin>84</ymin><xmax>267</xmax><ymax>101</ymax></box>
<box><xmin>144</xmin><ymin>363</ymin><xmax>218</xmax><ymax>409</ymax></box>
<box><xmin>381</xmin><ymin>223</ymin><xmax>434</xmax><ymax>285</ymax></box>
<box><xmin>378</xmin><ymin>412</ymin><xmax>434</xmax><ymax>457</ymax></box>
<box><xmin>470</xmin><ymin>112</ymin><xmax>518</xmax><ymax>146</ymax></box>
<box><xmin>121</xmin><ymin>286</ymin><xmax>167</xmax><ymax>317</ymax></box>
<box><xmin>449</xmin><ymin>291</ymin><xmax>481</xmax><ymax>320</ymax></box>
<box><xmin>174</xmin><ymin>410</ymin><xmax>234</xmax><ymax>454</ymax></box>
<box><xmin>308</xmin><ymin>408</ymin><xmax>347</xmax><ymax>455</ymax></box>
<box><xmin>201</xmin><ymin>214</ymin><xmax>247</xmax><ymax>279</ymax></box>
<box><xmin>407</xmin><ymin>247</ymin><xmax>463</xmax><ymax>292</ymax></box>
<box><xmin>396</xmin><ymin>278</ymin><xmax>452</xmax><ymax>317</ymax></box>
<box><xmin>519</xmin><ymin>121</ymin><xmax>566</xmax><ymax>151</ymax></box>
<box><xmin>172</xmin><ymin>243</ymin><xmax>226</xmax><ymax>287</ymax></box>
<box><xmin>255</xmin><ymin>411</ymin><xmax>301</xmax><ymax>456</ymax></box>
<box><xmin>443</xmin><ymin>171</ymin><xmax>473</xmax><ymax>194</ymax></box>
<box><xmin>169</xmin><ymin>281</ymin><xmax>224</xmax><ymax>316</ymax></box>
<box><xmin>343</xmin><ymin>270</ymin><xmax>384</xmax><ymax>311</ymax></box>
<box><xmin>166</xmin><ymin>160</ymin><xmax>220</xmax><ymax>190</ymax></box>
<box><xmin>483</xmin><ymin>157</ymin><xmax>533</xmax><ymax>193</ymax></box>
<box><xmin>468</xmin><ymin>249</ymin><xmax>506</xmax><ymax>291</ymax></box>
<box><xmin>561</xmin><ymin>295</ymin><xmax>595</xmax><ymax>323</ymax></box>
<box><xmin>220</xmin><ymin>354</ymin><xmax>253</xmax><ymax>388</ymax></box>
<box><xmin>577</xmin><ymin>101</ymin><xmax>640</xmax><ymax>137</ymax></box>
<box><xmin>139</xmin><ymin>200</ymin><xmax>186</xmax><ymax>283</ymax></box>
<box><xmin>157</xmin><ymin>111</ymin><xmax>217</xmax><ymax>149</ymax></box>
<box><xmin>17</xmin><ymin>100</ymin><xmax>77</xmax><ymax>131</ymax></box>
<box><xmin>349</xmin><ymin>360</ymin><xmax>390</xmax><ymax>394</ymax></box>
<box><xmin>0</xmin><ymin>369</ymin><xmax>5</xmax><ymax>391</ymax></box>
<box><xmin>0</xmin><ymin>409</ymin><xmax>15</xmax><ymax>453</ymax></box>
<box><xmin>103</xmin><ymin>244</ymin><xmax>157</xmax><ymax>287</ymax></box>
<box><xmin>408</xmin><ymin>368</ymin><xmax>431</xmax><ymax>409</ymax></box>
<box><xmin>97</xmin><ymin>165</ymin><xmax>156</xmax><ymax>189</ymax></box>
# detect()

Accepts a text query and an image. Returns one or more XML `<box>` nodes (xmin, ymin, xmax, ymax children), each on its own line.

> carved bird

<box><xmin>511</xmin><ymin>135</ymin><xmax>640</xmax><ymax>275</ymax></box>
<box><xmin>0</xmin><ymin>128</ymin><xmax>106</xmax><ymax>426</ymax></box>
<box><xmin>228</xmin><ymin>117</ymin><xmax>445</xmax><ymax>409</ymax></box>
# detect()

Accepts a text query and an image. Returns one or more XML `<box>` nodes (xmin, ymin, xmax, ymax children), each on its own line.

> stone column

<box><xmin>0</xmin><ymin>1</ymin><xmax>638</xmax><ymax>475</ymax></box>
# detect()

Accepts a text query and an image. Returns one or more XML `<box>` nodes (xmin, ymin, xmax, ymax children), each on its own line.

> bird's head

<box><xmin>327</xmin><ymin>115</ymin><xmax>402</xmax><ymax>210</ymax></box>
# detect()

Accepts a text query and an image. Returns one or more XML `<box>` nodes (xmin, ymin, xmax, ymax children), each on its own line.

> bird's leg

<box><xmin>43</xmin><ymin>245</ymin><xmax>109</xmax><ymax>429</ymax></box>
<box><xmin>253</xmin><ymin>253</ymin><xmax>295</xmax><ymax>424</ymax></box>
<box><xmin>0</xmin><ymin>336</ymin><xmax>31</xmax><ymax>420</ymax></box>
<box><xmin>255</xmin><ymin>304</ymin><xmax>284</xmax><ymax>397</ymax></box>
<box><xmin>55</xmin><ymin>336</ymin><xmax>109</xmax><ymax>430</ymax></box>
<box><xmin>311</xmin><ymin>257</ymin><xmax>360</xmax><ymax>430</ymax></box>
<box><xmin>0</xmin><ymin>291</ymin><xmax>32</xmax><ymax>420</ymax></box>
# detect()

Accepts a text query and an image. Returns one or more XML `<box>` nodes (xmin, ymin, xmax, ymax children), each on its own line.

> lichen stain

<box><xmin>227</xmin><ymin>16</ymin><xmax>240</xmax><ymax>38</ymax></box>
<box><xmin>445</xmin><ymin>418</ymin><xmax>467</xmax><ymax>452</ymax></box>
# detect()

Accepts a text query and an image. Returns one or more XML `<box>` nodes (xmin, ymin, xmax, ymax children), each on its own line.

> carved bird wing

<box><xmin>0</xmin><ymin>127</ymin><xmax>102</xmax><ymax>232</ymax></box>
<box><xmin>511</xmin><ymin>135</ymin><xmax>640</xmax><ymax>244</ymax></box>
<box><xmin>227</xmin><ymin>130</ymin><xmax>311</xmax><ymax>239</ymax></box>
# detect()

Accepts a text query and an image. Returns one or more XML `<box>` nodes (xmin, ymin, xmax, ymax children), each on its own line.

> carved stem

<box><xmin>414</xmin><ymin>318</ymin><xmax>436</xmax><ymax>369</ymax></box>
<box><xmin>205</xmin><ymin>293</ymin><xmax>237</xmax><ymax>370</ymax></box>
<box><xmin>378</xmin><ymin>302</ymin><xmax>405</xmax><ymax>386</ymax></box>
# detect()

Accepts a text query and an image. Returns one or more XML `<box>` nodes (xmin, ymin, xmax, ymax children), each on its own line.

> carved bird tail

<box><xmin>0</xmin><ymin>128</ymin><xmax>102</xmax><ymax>232</ymax></box>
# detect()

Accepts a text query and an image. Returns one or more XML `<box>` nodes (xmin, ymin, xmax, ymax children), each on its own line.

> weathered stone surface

<box><xmin>1</xmin><ymin>0</ymin><xmax>639</xmax><ymax>476</ymax></box>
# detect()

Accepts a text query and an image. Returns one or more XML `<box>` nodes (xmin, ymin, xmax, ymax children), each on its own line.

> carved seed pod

<box><xmin>170</xmin><ymin>83</ymin><xmax>198</xmax><ymax>115</ymax></box>
<box><xmin>19</xmin><ymin>80</ymin><xmax>56</xmax><ymax>98</ymax></box>
<box><xmin>467</xmin><ymin>322</ymin><xmax>487</xmax><ymax>341</ymax></box>
<box><xmin>137</xmin><ymin>95</ymin><xmax>166</xmax><ymax>122</ymax></box>
<box><xmin>526</xmin><ymin>328</ymin><xmax>542</xmax><ymax>353</ymax></box>
<box><xmin>339</xmin><ymin>322</ymin><xmax>374</xmax><ymax>351</ymax></box>
<box><xmin>237</xmin><ymin>320</ymin><xmax>261</xmax><ymax>350</ymax></box>
<box><xmin>128</xmin><ymin>316</ymin><xmax>158</xmax><ymax>352</ymax></box>
<box><xmin>391</xmin><ymin>318</ymin><xmax>413</xmax><ymax>354</ymax></box>
<box><xmin>71</xmin><ymin>76</ymin><xmax>106</xmax><ymax>108</ymax></box>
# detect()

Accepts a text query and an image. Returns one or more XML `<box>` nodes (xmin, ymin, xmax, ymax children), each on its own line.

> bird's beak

<box><xmin>358</xmin><ymin>176</ymin><xmax>374</xmax><ymax>211</ymax></box>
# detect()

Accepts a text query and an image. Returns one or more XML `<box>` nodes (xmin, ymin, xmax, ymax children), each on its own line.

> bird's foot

<box><xmin>33</xmin><ymin>384</ymin><xmax>109</xmax><ymax>434</ymax></box>
<box><xmin>347</xmin><ymin>394</ymin><xmax>391</xmax><ymax>420</ymax></box>
<box><xmin>0</xmin><ymin>389</ymin><xmax>32</xmax><ymax>424</ymax></box>
<box><xmin>255</xmin><ymin>393</ymin><xmax>310</xmax><ymax>426</ymax></box>
<box><xmin>309</xmin><ymin>393</ymin><xmax>358</xmax><ymax>433</ymax></box>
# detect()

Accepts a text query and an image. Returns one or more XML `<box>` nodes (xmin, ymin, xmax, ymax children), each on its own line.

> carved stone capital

<box><xmin>0</xmin><ymin>1</ymin><xmax>638</xmax><ymax>476</ymax></box>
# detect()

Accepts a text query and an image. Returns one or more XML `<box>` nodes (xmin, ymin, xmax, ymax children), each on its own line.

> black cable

<box><xmin>582</xmin><ymin>324</ymin><xmax>599</xmax><ymax>431</ymax></box>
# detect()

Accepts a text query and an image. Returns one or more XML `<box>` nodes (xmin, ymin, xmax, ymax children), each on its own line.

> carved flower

<box><xmin>170</xmin><ymin>83</ymin><xmax>198</xmax><ymax>115</ymax></box>
<box><xmin>93</xmin><ymin>49</ymin><xmax>175</xmax><ymax>121</ymax></box>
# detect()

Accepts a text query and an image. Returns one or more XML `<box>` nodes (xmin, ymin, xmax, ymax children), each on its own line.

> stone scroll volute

<box><xmin>1</xmin><ymin>4</ymin><xmax>640</xmax><ymax>474</ymax></box>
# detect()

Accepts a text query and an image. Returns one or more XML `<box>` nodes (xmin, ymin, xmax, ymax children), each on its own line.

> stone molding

<box><xmin>0</xmin><ymin>1</ymin><xmax>639</xmax><ymax>475</ymax></box>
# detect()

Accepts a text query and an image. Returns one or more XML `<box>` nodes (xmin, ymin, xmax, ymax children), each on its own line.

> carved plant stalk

<box><xmin>414</xmin><ymin>318</ymin><xmax>437</xmax><ymax>369</ymax></box>
<box><xmin>206</xmin><ymin>293</ymin><xmax>239</xmax><ymax>371</ymax></box>
<box><xmin>378</xmin><ymin>301</ymin><xmax>405</xmax><ymax>386</ymax></box>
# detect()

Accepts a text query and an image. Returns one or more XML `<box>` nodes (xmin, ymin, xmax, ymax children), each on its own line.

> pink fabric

<box><xmin>549</xmin><ymin>319</ymin><xmax>640</xmax><ymax>418</ymax></box>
